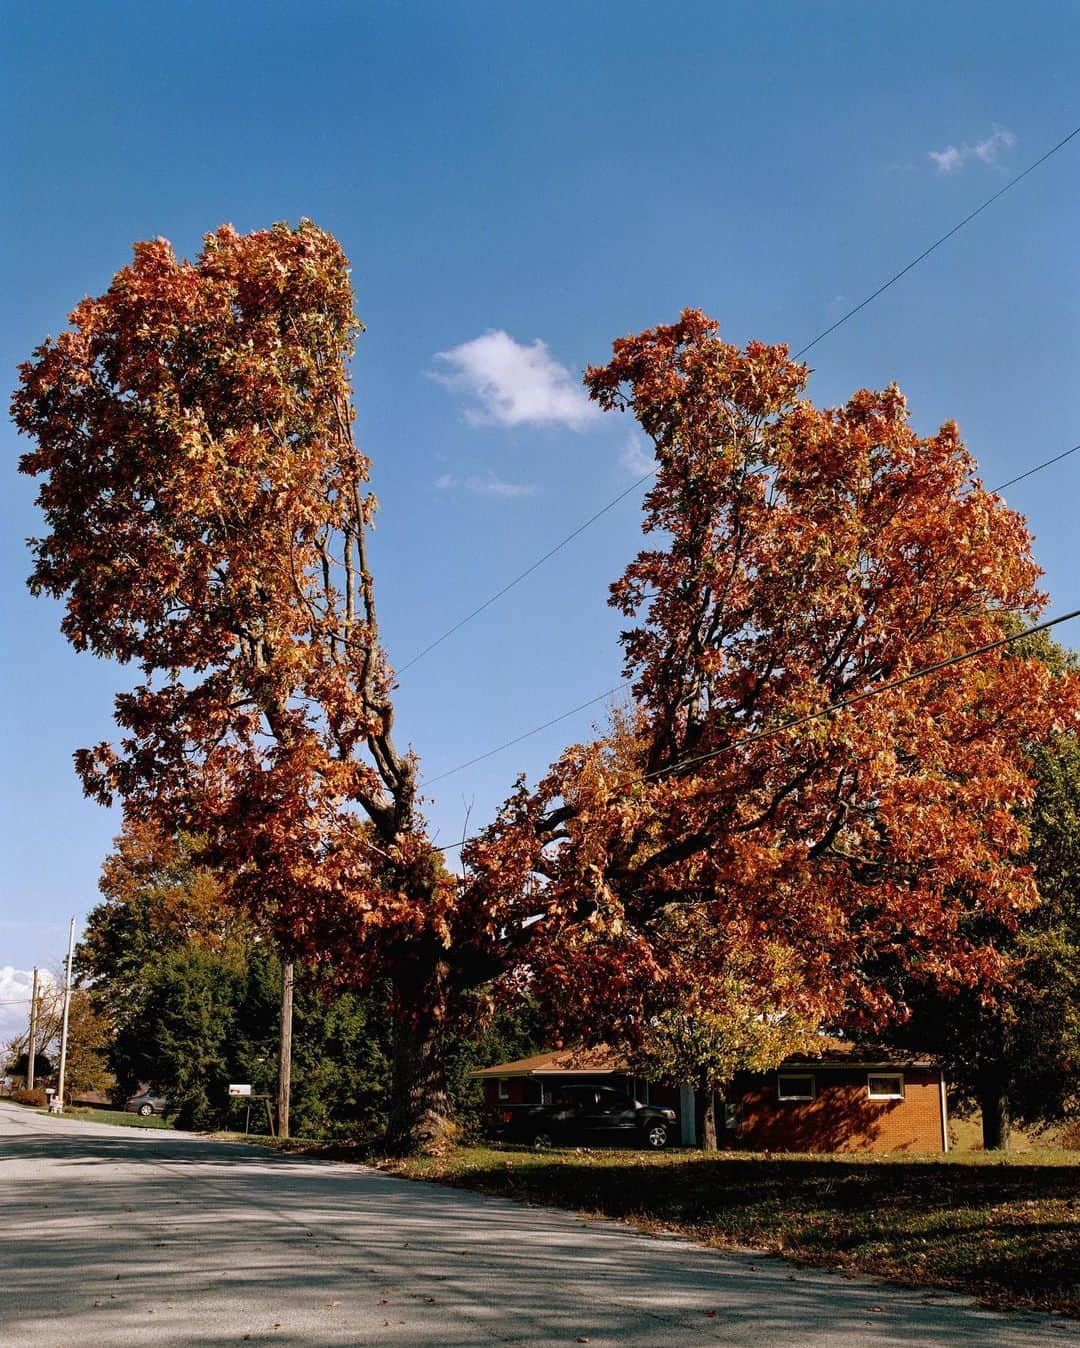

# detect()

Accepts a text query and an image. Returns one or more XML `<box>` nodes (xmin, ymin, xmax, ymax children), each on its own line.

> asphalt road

<box><xmin>1</xmin><ymin>1101</ymin><xmax>1075</xmax><ymax>1347</ymax></box>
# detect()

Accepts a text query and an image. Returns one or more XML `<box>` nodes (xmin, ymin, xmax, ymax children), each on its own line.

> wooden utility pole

<box><xmin>55</xmin><ymin>917</ymin><xmax>76</xmax><ymax>1113</ymax></box>
<box><xmin>26</xmin><ymin>968</ymin><xmax>40</xmax><ymax>1089</ymax></box>
<box><xmin>276</xmin><ymin>961</ymin><xmax>294</xmax><ymax>1139</ymax></box>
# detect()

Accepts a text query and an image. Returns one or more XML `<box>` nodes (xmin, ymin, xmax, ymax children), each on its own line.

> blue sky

<box><xmin>2</xmin><ymin>2</ymin><xmax>1078</xmax><ymax>1014</ymax></box>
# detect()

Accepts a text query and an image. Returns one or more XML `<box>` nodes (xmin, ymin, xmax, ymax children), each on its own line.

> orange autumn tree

<box><xmin>463</xmin><ymin>310</ymin><xmax>1079</xmax><ymax>1078</ymax></box>
<box><xmin>13</xmin><ymin>222</ymin><xmax>460</xmax><ymax>1149</ymax></box>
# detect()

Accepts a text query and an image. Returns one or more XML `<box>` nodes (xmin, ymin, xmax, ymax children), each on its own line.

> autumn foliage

<box><xmin>464</xmin><ymin>310</ymin><xmax>1079</xmax><ymax>1048</ymax></box>
<box><xmin>14</xmin><ymin>223</ymin><xmax>449</xmax><ymax>960</ymax></box>
<box><xmin>15</xmin><ymin>232</ymin><xmax>1078</xmax><ymax>1144</ymax></box>
<box><xmin>14</xmin><ymin>223</ymin><xmax>457</xmax><ymax>1145</ymax></box>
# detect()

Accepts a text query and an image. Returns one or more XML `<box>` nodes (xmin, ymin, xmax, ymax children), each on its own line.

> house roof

<box><xmin>779</xmin><ymin>1037</ymin><xmax>938</xmax><ymax>1069</ymax></box>
<box><xmin>472</xmin><ymin>1046</ymin><xmax>632</xmax><ymax>1079</ymax></box>
<box><xmin>472</xmin><ymin>1038</ymin><xmax>937</xmax><ymax>1079</ymax></box>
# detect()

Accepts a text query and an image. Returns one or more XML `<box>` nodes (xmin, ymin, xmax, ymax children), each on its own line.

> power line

<box><xmin>399</xmin><ymin>123</ymin><xmax>1079</xmax><ymax>678</ymax></box>
<box><xmin>639</xmin><ymin>606</ymin><xmax>1080</xmax><ymax>785</ymax></box>
<box><xmin>397</xmin><ymin>472</ymin><xmax>655</xmax><ymax>674</ymax></box>
<box><xmin>434</xmin><ymin>606</ymin><xmax>1080</xmax><ymax>853</ymax></box>
<box><xmin>422</xmin><ymin>684</ymin><xmax>629</xmax><ymax>786</ymax></box>
<box><xmin>994</xmin><ymin>442</ymin><xmax>1080</xmax><ymax>493</ymax></box>
<box><xmin>793</xmin><ymin>124</ymin><xmax>1080</xmax><ymax>359</ymax></box>
<box><xmin>423</xmin><ymin>442</ymin><xmax>1080</xmax><ymax>787</ymax></box>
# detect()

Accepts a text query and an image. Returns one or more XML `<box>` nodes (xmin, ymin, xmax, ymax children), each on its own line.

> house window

<box><xmin>867</xmin><ymin>1073</ymin><xmax>904</xmax><ymax>1100</ymax></box>
<box><xmin>497</xmin><ymin>1078</ymin><xmax>510</xmax><ymax>1100</ymax></box>
<box><xmin>777</xmin><ymin>1073</ymin><xmax>815</xmax><ymax>1101</ymax></box>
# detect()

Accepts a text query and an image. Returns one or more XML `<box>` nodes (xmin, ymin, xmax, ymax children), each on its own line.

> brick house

<box><xmin>475</xmin><ymin>1038</ymin><xmax>948</xmax><ymax>1153</ymax></box>
<box><xmin>728</xmin><ymin>1041</ymin><xmax>948</xmax><ymax>1153</ymax></box>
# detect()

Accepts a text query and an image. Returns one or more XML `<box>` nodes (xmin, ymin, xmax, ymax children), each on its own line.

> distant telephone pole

<box><xmin>26</xmin><ymin>968</ymin><xmax>40</xmax><ymax>1089</ymax></box>
<box><xmin>276</xmin><ymin>960</ymin><xmax>294</xmax><ymax>1138</ymax></box>
<box><xmin>54</xmin><ymin>917</ymin><xmax>76</xmax><ymax>1113</ymax></box>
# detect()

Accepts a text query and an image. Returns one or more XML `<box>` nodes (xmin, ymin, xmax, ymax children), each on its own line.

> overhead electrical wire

<box><xmin>396</xmin><ymin>472</ymin><xmax>654</xmax><ymax>674</ymax></box>
<box><xmin>792</xmin><ymin>124</ymin><xmax>1080</xmax><ymax>360</ymax></box>
<box><xmin>421</xmin><ymin>443</ymin><xmax>1080</xmax><ymax>787</ymax></box>
<box><xmin>398</xmin><ymin>122</ymin><xmax>1080</xmax><ymax>678</ymax></box>
<box><xmin>422</xmin><ymin>683</ymin><xmax>630</xmax><ymax>786</ymax></box>
<box><xmin>433</xmin><ymin>606</ymin><xmax>1080</xmax><ymax>853</ymax></box>
<box><xmin>994</xmin><ymin>441</ymin><xmax>1080</xmax><ymax>493</ymax></box>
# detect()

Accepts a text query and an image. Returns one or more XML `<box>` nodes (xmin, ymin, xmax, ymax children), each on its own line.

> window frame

<box><xmin>776</xmin><ymin>1072</ymin><xmax>816</xmax><ymax>1101</ymax></box>
<box><xmin>497</xmin><ymin>1078</ymin><xmax>510</xmax><ymax>1101</ymax></box>
<box><xmin>867</xmin><ymin>1072</ymin><xmax>905</xmax><ymax>1100</ymax></box>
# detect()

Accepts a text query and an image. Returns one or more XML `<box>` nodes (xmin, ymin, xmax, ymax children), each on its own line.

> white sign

<box><xmin>228</xmin><ymin>1083</ymin><xmax>252</xmax><ymax>1097</ymax></box>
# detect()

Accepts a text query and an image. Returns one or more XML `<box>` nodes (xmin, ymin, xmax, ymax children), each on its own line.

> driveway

<box><xmin>0</xmin><ymin>1101</ymin><xmax>1073</xmax><ymax>1346</ymax></box>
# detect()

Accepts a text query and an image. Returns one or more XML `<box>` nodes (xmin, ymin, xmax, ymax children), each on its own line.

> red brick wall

<box><xmin>733</xmin><ymin>1068</ymin><xmax>944</xmax><ymax>1153</ymax></box>
<box><xmin>482</xmin><ymin>1077</ymin><xmax>536</xmax><ymax>1108</ymax></box>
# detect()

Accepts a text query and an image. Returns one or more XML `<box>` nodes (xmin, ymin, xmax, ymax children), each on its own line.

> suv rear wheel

<box><xmin>531</xmin><ymin>1130</ymin><xmax>554</xmax><ymax>1152</ymax></box>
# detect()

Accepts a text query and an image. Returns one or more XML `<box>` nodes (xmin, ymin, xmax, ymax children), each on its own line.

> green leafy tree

<box><xmin>80</xmin><ymin>823</ymin><xmax>398</xmax><ymax>1140</ymax></box>
<box><xmin>289</xmin><ymin>976</ymin><xmax>392</xmax><ymax>1140</ymax></box>
<box><xmin>138</xmin><ymin>945</ymin><xmax>245</xmax><ymax>1128</ymax></box>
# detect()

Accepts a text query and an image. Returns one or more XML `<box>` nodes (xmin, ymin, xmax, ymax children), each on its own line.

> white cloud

<box><xmin>0</xmin><ymin>967</ymin><xmax>55</xmax><ymax>1046</ymax></box>
<box><xmin>467</xmin><ymin>472</ymin><xmax>538</xmax><ymax>498</ymax></box>
<box><xmin>432</xmin><ymin>330</ymin><xmax>600</xmax><ymax>430</ymax></box>
<box><xmin>929</xmin><ymin>126</ymin><xmax>1016</xmax><ymax>173</ymax></box>
<box><xmin>435</xmin><ymin>470</ymin><xmax>538</xmax><ymax>498</ymax></box>
<box><xmin>973</xmin><ymin>127</ymin><xmax>1016</xmax><ymax>163</ymax></box>
<box><xmin>928</xmin><ymin>145</ymin><xmax>965</xmax><ymax>173</ymax></box>
<box><xmin>619</xmin><ymin>431</ymin><xmax>655</xmax><ymax>479</ymax></box>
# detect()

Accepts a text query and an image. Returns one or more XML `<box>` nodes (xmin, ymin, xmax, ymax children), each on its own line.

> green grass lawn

<box><xmin>32</xmin><ymin>1103</ymin><xmax>174</xmax><ymax>1129</ymax></box>
<box><xmin>390</xmin><ymin>1144</ymin><xmax>1080</xmax><ymax>1318</ymax></box>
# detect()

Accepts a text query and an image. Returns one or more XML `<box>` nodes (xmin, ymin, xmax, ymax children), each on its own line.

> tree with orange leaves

<box><xmin>14</xmin><ymin>222</ymin><xmax>458</xmax><ymax>1149</ymax></box>
<box><xmin>463</xmin><ymin>310</ymin><xmax>1079</xmax><ymax>1076</ymax></box>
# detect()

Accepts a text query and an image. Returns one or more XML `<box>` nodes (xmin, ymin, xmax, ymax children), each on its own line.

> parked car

<box><xmin>125</xmin><ymin>1089</ymin><xmax>168</xmax><ymax>1117</ymax></box>
<box><xmin>495</xmin><ymin>1084</ymin><xmax>677</xmax><ymax>1150</ymax></box>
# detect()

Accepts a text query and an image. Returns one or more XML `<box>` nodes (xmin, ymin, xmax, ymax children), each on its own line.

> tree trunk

<box><xmin>385</xmin><ymin>959</ymin><xmax>460</xmax><ymax>1155</ymax></box>
<box><xmin>980</xmin><ymin>1072</ymin><xmax>1011</xmax><ymax>1152</ymax></box>
<box><xmin>700</xmin><ymin>1088</ymin><xmax>718</xmax><ymax>1152</ymax></box>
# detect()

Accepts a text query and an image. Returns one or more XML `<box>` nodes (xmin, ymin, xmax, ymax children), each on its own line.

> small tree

<box><xmin>635</xmin><ymin>936</ymin><xmax>815</xmax><ymax>1148</ymax></box>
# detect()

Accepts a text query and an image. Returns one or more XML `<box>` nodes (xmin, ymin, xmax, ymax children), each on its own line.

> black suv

<box><xmin>498</xmin><ymin>1084</ymin><xmax>676</xmax><ymax>1150</ymax></box>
